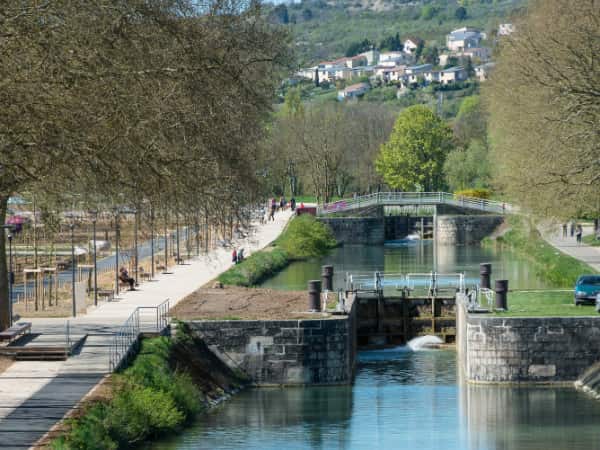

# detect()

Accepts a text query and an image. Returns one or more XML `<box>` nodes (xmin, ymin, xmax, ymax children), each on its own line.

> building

<box><xmin>446</xmin><ymin>27</ymin><xmax>484</xmax><ymax>52</ymax></box>
<box><xmin>333</xmin><ymin>55</ymin><xmax>368</xmax><ymax>69</ymax></box>
<box><xmin>475</xmin><ymin>62</ymin><xmax>495</xmax><ymax>82</ymax></box>
<box><xmin>461</xmin><ymin>47</ymin><xmax>491</xmax><ymax>62</ymax></box>
<box><xmin>404</xmin><ymin>64</ymin><xmax>433</xmax><ymax>85</ymax></box>
<box><xmin>403</xmin><ymin>37</ymin><xmax>423</xmax><ymax>55</ymax></box>
<box><xmin>338</xmin><ymin>82</ymin><xmax>370</xmax><ymax>100</ymax></box>
<box><xmin>438</xmin><ymin>66</ymin><xmax>468</xmax><ymax>84</ymax></box>
<box><xmin>374</xmin><ymin>65</ymin><xmax>406</xmax><ymax>82</ymax></box>
<box><xmin>359</xmin><ymin>49</ymin><xmax>380</xmax><ymax>66</ymax></box>
<box><xmin>498</xmin><ymin>23</ymin><xmax>515</xmax><ymax>36</ymax></box>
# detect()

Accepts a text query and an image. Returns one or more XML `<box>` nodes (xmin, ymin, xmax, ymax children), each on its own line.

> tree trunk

<box><xmin>0</xmin><ymin>195</ymin><xmax>10</xmax><ymax>330</ymax></box>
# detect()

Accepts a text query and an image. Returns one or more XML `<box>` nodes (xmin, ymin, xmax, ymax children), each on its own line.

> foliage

<box><xmin>453</xmin><ymin>188</ymin><xmax>491</xmax><ymax>199</ymax></box>
<box><xmin>484</xmin><ymin>0</ymin><xmax>599</xmax><ymax>219</ymax></box>
<box><xmin>583</xmin><ymin>234</ymin><xmax>600</xmax><ymax>247</ymax></box>
<box><xmin>269</xmin><ymin>4</ymin><xmax>289</xmax><ymax>24</ymax></box>
<box><xmin>379</xmin><ymin>33</ymin><xmax>403</xmax><ymax>52</ymax></box>
<box><xmin>275</xmin><ymin>215</ymin><xmax>337</xmax><ymax>258</ymax></box>
<box><xmin>488</xmin><ymin>216</ymin><xmax>598</xmax><ymax>287</ymax></box>
<box><xmin>345</xmin><ymin>39</ymin><xmax>374</xmax><ymax>57</ymax></box>
<box><xmin>376</xmin><ymin>105</ymin><xmax>453</xmax><ymax>191</ymax></box>
<box><xmin>0</xmin><ymin>0</ymin><xmax>291</xmax><ymax>329</ymax></box>
<box><xmin>455</xmin><ymin>6</ymin><xmax>468</xmax><ymax>20</ymax></box>
<box><xmin>421</xmin><ymin>5</ymin><xmax>439</xmax><ymax>20</ymax></box>
<box><xmin>444</xmin><ymin>140</ymin><xmax>490</xmax><ymax>191</ymax></box>
<box><xmin>453</xmin><ymin>95</ymin><xmax>486</xmax><ymax>146</ymax></box>
<box><xmin>52</xmin><ymin>338</ymin><xmax>202</xmax><ymax>449</ymax></box>
<box><xmin>218</xmin><ymin>215</ymin><xmax>337</xmax><ymax>286</ymax></box>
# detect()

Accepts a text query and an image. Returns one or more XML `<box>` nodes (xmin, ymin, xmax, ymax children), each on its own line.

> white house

<box><xmin>446</xmin><ymin>27</ymin><xmax>484</xmax><ymax>52</ymax></box>
<box><xmin>359</xmin><ymin>49</ymin><xmax>380</xmax><ymax>66</ymax></box>
<box><xmin>403</xmin><ymin>37</ymin><xmax>423</xmax><ymax>55</ymax></box>
<box><xmin>338</xmin><ymin>82</ymin><xmax>370</xmax><ymax>100</ymax></box>
<box><xmin>334</xmin><ymin>55</ymin><xmax>368</xmax><ymax>69</ymax></box>
<box><xmin>498</xmin><ymin>23</ymin><xmax>515</xmax><ymax>36</ymax></box>
<box><xmin>404</xmin><ymin>64</ymin><xmax>433</xmax><ymax>85</ymax></box>
<box><xmin>461</xmin><ymin>47</ymin><xmax>491</xmax><ymax>61</ymax></box>
<box><xmin>475</xmin><ymin>62</ymin><xmax>495</xmax><ymax>82</ymax></box>
<box><xmin>438</xmin><ymin>66</ymin><xmax>468</xmax><ymax>84</ymax></box>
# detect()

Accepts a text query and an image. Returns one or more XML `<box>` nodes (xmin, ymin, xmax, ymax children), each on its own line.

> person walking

<box><xmin>570</xmin><ymin>221</ymin><xmax>575</xmax><ymax>237</ymax></box>
<box><xmin>562</xmin><ymin>223</ymin><xmax>568</xmax><ymax>238</ymax></box>
<box><xmin>576</xmin><ymin>224</ymin><xmax>583</xmax><ymax>245</ymax></box>
<box><xmin>232</xmin><ymin>248</ymin><xmax>237</xmax><ymax>264</ymax></box>
<box><xmin>270</xmin><ymin>198</ymin><xmax>276</xmax><ymax>221</ymax></box>
<box><xmin>290</xmin><ymin>197</ymin><xmax>296</xmax><ymax>212</ymax></box>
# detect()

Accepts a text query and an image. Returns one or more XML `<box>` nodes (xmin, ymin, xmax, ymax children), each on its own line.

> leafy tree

<box><xmin>414</xmin><ymin>40</ymin><xmax>425</xmax><ymax>62</ymax></box>
<box><xmin>453</xmin><ymin>96</ymin><xmax>486</xmax><ymax>147</ymax></box>
<box><xmin>345</xmin><ymin>39</ymin><xmax>373</xmax><ymax>57</ymax></box>
<box><xmin>455</xmin><ymin>6</ymin><xmax>467</xmax><ymax>20</ymax></box>
<box><xmin>302</xmin><ymin>8</ymin><xmax>313</xmax><ymax>20</ymax></box>
<box><xmin>443</xmin><ymin>56</ymin><xmax>460</xmax><ymax>69</ymax></box>
<box><xmin>485</xmin><ymin>0</ymin><xmax>599</xmax><ymax>218</ymax></box>
<box><xmin>283</xmin><ymin>88</ymin><xmax>304</xmax><ymax>117</ymax></box>
<box><xmin>422</xmin><ymin>46</ymin><xmax>439</xmax><ymax>65</ymax></box>
<box><xmin>379</xmin><ymin>33</ymin><xmax>403</xmax><ymax>52</ymax></box>
<box><xmin>444</xmin><ymin>140</ymin><xmax>490</xmax><ymax>191</ymax></box>
<box><xmin>270</xmin><ymin>4</ymin><xmax>289</xmax><ymax>24</ymax></box>
<box><xmin>376</xmin><ymin>105</ymin><xmax>453</xmax><ymax>191</ymax></box>
<box><xmin>421</xmin><ymin>5</ymin><xmax>438</xmax><ymax>20</ymax></box>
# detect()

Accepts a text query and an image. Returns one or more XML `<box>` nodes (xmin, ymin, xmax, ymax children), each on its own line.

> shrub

<box><xmin>454</xmin><ymin>188</ymin><xmax>491</xmax><ymax>199</ymax></box>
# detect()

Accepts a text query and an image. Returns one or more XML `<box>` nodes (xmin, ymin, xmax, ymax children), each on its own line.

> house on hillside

<box><xmin>359</xmin><ymin>49</ymin><xmax>380</xmax><ymax>66</ymax></box>
<box><xmin>403</xmin><ymin>37</ymin><xmax>423</xmax><ymax>55</ymax></box>
<box><xmin>338</xmin><ymin>82</ymin><xmax>370</xmax><ymax>100</ymax></box>
<box><xmin>334</xmin><ymin>55</ymin><xmax>368</xmax><ymax>69</ymax></box>
<box><xmin>438</xmin><ymin>66</ymin><xmax>468</xmax><ymax>84</ymax></box>
<box><xmin>446</xmin><ymin>27</ymin><xmax>484</xmax><ymax>52</ymax></box>
<box><xmin>475</xmin><ymin>62</ymin><xmax>495</xmax><ymax>82</ymax></box>
<box><xmin>374</xmin><ymin>65</ymin><xmax>406</xmax><ymax>82</ymax></box>
<box><xmin>461</xmin><ymin>47</ymin><xmax>491</xmax><ymax>62</ymax></box>
<box><xmin>498</xmin><ymin>23</ymin><xmax>515</xmax><ymax>36</ymax></box>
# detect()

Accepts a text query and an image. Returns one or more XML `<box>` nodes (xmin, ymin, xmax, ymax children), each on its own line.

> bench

<box><xmin>0</xmin><ymin>322</ymin><xmax>32</xmax><ymax>342</ymax></box>
<box><xmin>97</xmin><ymin>289</ymin><xmax>115</xmax><ymax>302</ymax></box>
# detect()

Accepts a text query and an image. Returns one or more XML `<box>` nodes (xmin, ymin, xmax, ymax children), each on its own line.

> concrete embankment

<box><xmin>457</xmin><ymin>300</ymin><xmax>600</xmax><ymax>383</ymax></box>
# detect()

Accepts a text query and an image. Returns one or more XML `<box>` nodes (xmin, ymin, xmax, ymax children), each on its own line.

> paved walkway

<box><xmin>542</xmin><ymin>224</ymin><xmax>600</xmax><ymax>272</ymax></box>
<box><xmin>0</xmin><ymin>210</ymin><xmax>292</xmax><ymax>449</ymax></box>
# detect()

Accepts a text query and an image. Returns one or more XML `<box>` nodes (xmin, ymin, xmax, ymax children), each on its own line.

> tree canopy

<box><xmin>484</xmin><ymin>0</ymin><xmax>599</xmax><ymax>218</ymax></box>
<box><xmin>376</xmin><ymin>105</ymin><xmax>453</xmax><ymax>191</ymax></box>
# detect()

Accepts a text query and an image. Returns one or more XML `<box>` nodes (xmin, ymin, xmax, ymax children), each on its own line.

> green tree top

<box><xmin>375</xmin><ymin>105</ymin><xmax>453</xmax><ymax>191</ymax></box>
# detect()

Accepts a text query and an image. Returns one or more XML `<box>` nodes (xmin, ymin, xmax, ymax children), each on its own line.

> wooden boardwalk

<box><xmin>0</xmin><ymin>211</ymin><xmax>292</xmax><ymax>448</ymax></box>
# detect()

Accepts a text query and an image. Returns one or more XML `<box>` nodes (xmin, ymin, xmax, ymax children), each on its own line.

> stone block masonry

<box><xmin>186</xmin><ymin>304</ymin><xmax>357</xmax><ymax>385</ymax></box>
<box><xmin>318</xmin><ymin>217</ymin><xmax>385</xmax><ymax>245</ymax></box>
<box><xmin>457</xmin><ymin>305</ymin><xmax>600</xmax><ymax>383</ymax></box>
<box><xmin>437</xmin><ymin>215</ymin><xmax>504</xmax><ymax>245</ymax></box>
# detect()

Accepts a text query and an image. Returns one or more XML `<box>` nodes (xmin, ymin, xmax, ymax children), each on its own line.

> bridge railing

<box><xmin>317</xmin><ymin>192</ymin><xmax>512</xmax><ymax>216</ymax></box>
<box><xmin>346</xmin><ymin>271</ymin><xmax>465</xmax><ymax>295</ymax></box>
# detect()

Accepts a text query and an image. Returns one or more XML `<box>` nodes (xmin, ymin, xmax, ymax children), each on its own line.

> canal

<box><xmin>153</xmin><ymin>242</ymin><xmax>600</xmax><ymax>449</ymax></box>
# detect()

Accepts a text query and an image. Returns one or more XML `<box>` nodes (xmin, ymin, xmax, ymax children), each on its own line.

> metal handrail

<box><xmin>346</xmin><ymin>271</ymin><xmax>465</xmax><ymax>294</ymax></box>
<box><xmin>317</xmin><ymin>192</ymin><xmax>512</xmax><ymax>216</ymax></box>
<box><xmin>108</xmin><ymin>298</ymin><xmax>170</xmax><ymax>371</ymax></box>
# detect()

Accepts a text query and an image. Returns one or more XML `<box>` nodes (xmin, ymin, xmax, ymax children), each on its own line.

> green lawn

<box><xmin>491</xmin><ymin>290</ymin><xmax>597</xmax><ymax>317</ymax></box>
<box><xmin>583</xmin><ymin>234</ymin><xmax>600</xmax><ymax>247</ymax></box>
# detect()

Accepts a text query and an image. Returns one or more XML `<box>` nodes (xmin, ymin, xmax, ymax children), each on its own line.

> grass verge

<box><xmin>484</xmin><ymin>215</ymin><xmax>598</xmax><ymax>288</ymax></box>
<box><xmin>51</xmin><ymin>337</ymin><xmax>202</xmax><ymax>450</ymax></box>
<box><xmin>583</xmin><ymin>234</ymin><xmax>600</xmax><ymax>247</ymax></box>
<box><xmin>491</xmin><ymin>290</ymin><xmax>595</xmax><ymax>317</ymax></box>
<box><xmin>218</xmin><ymin>215</ymin><xmax>337</xmax><ymax>286</ymax></box>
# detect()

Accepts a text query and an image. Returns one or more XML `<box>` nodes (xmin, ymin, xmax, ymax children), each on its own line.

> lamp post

<box><xmin>2</xmin><ymin>225</ymin><xmax>15</xmax><ymax>326</ymax></box>
<box><xmin>150</xmin><ymin>205</ymin><xmax>155</xmax><ymax>279</ymax></box>
<box><xmin>114</xmin><ymin>209</ymin><xmax>120</xmax><ymax>296</ymax></box>
<box><xmin>134</xmin><ymin>207</ymin><xmax>139</xmax><ymax>286</ymax></box>
<box><xmin>90</xmin><ymin>211</ymin><xmax>98</xmax><ymax>307</ymax></box>
<box><xmin>70</xmin><ymin>222</ymin><xmax>76</xmax><ymax>317</ymax></box>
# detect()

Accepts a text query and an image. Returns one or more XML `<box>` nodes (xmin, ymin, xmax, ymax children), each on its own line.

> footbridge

<box><xmin>317</xmin><ymin>192</ymin><xmax>511</xmax><ymax>216</ymax></box>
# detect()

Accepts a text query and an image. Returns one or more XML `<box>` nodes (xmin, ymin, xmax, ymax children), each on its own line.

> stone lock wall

<box><xmin>457</xmin><ymin>303</ymin><xmax>600</xmax><ymax>383</ymax></box>
<box><xmin>437</xmin><ymin>215</ymin><xmax>504</xmax><ymax>245</ymax></box>
<box><xmin>186</xmin><ymin>306</ymin><xmax>356</xmax><ymax>386</ymax></box>
<box><xmin>318</xmin><ymin>217</ymin><xmax>385</xmax><ymax>245</ymax></box>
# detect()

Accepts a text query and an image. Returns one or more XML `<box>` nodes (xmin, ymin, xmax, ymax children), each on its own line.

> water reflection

<box><xmin>260</xmin><ymin>242</ymin><xmax>549</xmax><ymax>291</ymax></box>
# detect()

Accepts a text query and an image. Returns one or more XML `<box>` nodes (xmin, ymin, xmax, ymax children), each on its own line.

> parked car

<box><xmin>574</xmin><ymin>275</ymin><xmax>600</xmax><ymax>305</ymax></box>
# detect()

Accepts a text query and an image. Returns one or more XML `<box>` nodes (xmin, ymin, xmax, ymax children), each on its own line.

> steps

<box><xmin>0</xmin><ymin>335</ymin><xmax>87</xmax><ymax>361</ymax></box>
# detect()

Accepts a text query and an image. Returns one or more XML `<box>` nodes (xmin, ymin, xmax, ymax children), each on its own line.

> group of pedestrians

<box><xmin>562</xmin><ymin>221</ymin><xmax>584</xmax><ymax>244</ymax></box>
<box><xmin>231</xmin><ymin>247</ymin><xmax>244</xmax><ymax>264</ymax></box>
<box><xmin>266</xmin><ymin>196</ymin><xmax>297</xmax><ymax>222</ymax></box>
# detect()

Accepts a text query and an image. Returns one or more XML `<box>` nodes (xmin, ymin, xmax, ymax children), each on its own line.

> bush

<box><xmin>454</xmin><ymin>188</ymin><xmax>491</xmax><ymax>199</ymax></box>
<box><xmin>53</xmin><ymin>338</ymin><xmax>202</xmax><ymax>450</ymax></box>
<box><xmin>218</xmin><ymin>215</ymin><xmax>337</xmax><ymax>286</ymax></box>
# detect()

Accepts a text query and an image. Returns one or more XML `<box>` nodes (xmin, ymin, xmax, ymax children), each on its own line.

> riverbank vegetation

<box><xmin>492</xmin><ymin>291</ymin><xmax>594</xmax><ymax>318</ymax></box>
<box><xmin>52</xmin><ymin>327</ymin><xmax>247</xmax><ymax>449</ymax></box>
<box><xmin>218</xmin><ymin>216</ymin><xmax>337</xmax><ymax>287</ymax></box>
<box><xmin>485</xmin><ymin>216</ymin><xmax>598</xmax><ymax>288</ymax></box>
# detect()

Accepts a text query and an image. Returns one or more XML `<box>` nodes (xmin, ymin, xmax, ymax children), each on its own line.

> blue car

<box><xmin>574</xmin><ymin>275</ymin><xmax>600</xmax><ymax>305</ymax></box>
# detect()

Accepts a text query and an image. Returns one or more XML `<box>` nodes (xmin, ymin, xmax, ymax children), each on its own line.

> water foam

<box><xmin>406</xmin><ymin>335</ymin><xmax>444</xmax><ymax>351</ymax></box>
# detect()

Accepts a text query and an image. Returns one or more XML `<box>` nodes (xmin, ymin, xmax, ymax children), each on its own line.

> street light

<box><xmin>2</xmin><ymin>225</ymin><xmax>15</xmax><ymax>326</ymax></box>
<box><xmin>90</xmin><ymin>211</ymin><xmax>98</xmax><ymax>307</ymax></box>
<box><xmin>114</xmin><ymin>208</ymin><xmax>120</xmax><ymax>296</ymax></box>
<box><xmin>69</xmin><ymin>221</ymin><xmax>76</xmax><ymax>317</ymax></box>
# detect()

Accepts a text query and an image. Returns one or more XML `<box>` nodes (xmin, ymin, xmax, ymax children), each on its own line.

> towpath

<box><xmin>0</xmin><ymin>210</ymin><xmax>292</xmax><ymax>449</ymax></box>
<box><xmin>542</xmin><ymin>224</ymin><xmax>600</xmax><ymax>272</ymax></box>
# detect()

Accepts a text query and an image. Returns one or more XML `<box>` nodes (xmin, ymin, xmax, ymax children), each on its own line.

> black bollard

<box><xmin>495</xmin><ymin>279</ymin><xmax>508</xmax><ymax>310</ymax></box>
<box><xmin>322</xmin><ymin>265</ymin><xmax>334</xmax><ymax>291</ymax></box>
<box><xmin>308</xmin><ymin>280</ymin><xmax>322</xmax><ymax>311</ymax></box>
<box><xmin>480</xmin><ymin>263</ymin><xmax>492</xmax><ymax>289</ymax></box>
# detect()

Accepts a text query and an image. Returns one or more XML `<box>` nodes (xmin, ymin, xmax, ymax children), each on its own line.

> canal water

<box><xmin>153</xmin><ymin>242</ymin><xmax>600</xmax><ymax>450</ymax></box>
